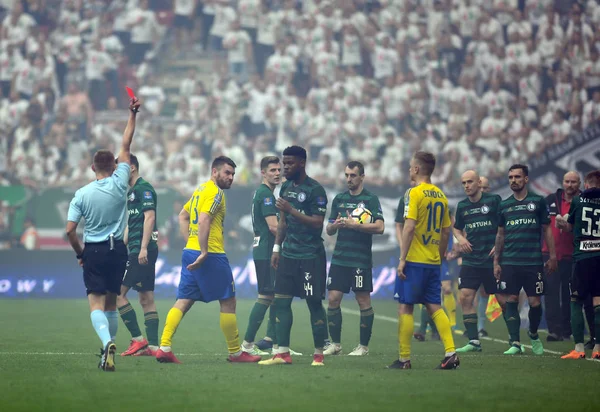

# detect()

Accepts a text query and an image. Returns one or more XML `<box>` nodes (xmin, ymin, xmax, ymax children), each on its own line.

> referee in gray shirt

<box><xmin>66</xmin><ymin>98</ymin><xmax>141</xmax><ymax>372</ymax></box>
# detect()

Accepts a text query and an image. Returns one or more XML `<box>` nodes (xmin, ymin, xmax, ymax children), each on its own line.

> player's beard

<box><xmin>511</xmin><ymin>183</ymin><xmax>524</xmax><ymax>193</ymax></box>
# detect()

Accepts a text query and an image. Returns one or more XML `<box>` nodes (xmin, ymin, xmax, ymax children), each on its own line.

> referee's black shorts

<box><xmin>82</xmin><ymin>240</ymin><xmax>128</xmax><ymax>295</ymax></box>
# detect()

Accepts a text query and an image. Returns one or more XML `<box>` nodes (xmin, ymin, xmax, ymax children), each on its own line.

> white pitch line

<box><xmin>340</xmin><ymin>307</ymin><xmax>598</xmax><ymax>362</ymax></box>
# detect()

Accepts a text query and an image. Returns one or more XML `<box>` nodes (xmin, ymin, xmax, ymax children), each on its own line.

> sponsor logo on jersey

<box><xmin>466</xmin><ymin>221</ymin><xmax>492</xmax><ymax>229</ymax></box>
<box><xmin>357</xmin><ymin>202</ymin><xmax>366</xmax><ymax>209</ymax></box>
<box><xmin>264</xmin><ymin>197</ymin><xmax>273</xmax><ymax>206</ymax></box>
<box><xmin>526</xmin><ymin>202</ymin><xmax>536</xmax><ymax>211</ymax></box>
<box><xmin>128</xmin><ymin>208</ymin><xmax>140</xmax><ymax>216</ymax></box>
<box><xmin>304</xmin><ymin>271</ymin><xmax>311</xmax><ymax>281</ymax></box>
<box><xmin>128</xmin><ymin>192</ymin><xmax>135</xmax><ymax>202</ymax></box>
<box><xmin>144</xmin><ymin>191</ymin><xmax>153</xmax><ymax>200</ymax></box>
<box><xmin>316</xmin><ymin>196</ymin><xmax>326</xmax><ymax>206</ymax></box>
<box><xmin>506</xmin><ymin>218</ymin><xmax>537</xmax><ymax>225</ymax></box>
<box><xmin>298</xmin><ymin>192</ymin><xmax>307</xmax><ymax>202</ymax></box>
<box><xmin>580</xmin><ymin>240</ymin><xmax>600</xmax><ymax>251</ymax></box>
<box><xmin>481</xmin><ymin>205</ymin><xmax>490</xmax><ymax>214</ymax></box>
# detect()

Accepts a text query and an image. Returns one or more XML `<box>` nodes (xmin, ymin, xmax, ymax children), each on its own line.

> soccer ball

<box><xmin>350</xmin><ymin>207</ymin><xmax>373</xmax><ymax>224</ymax></box>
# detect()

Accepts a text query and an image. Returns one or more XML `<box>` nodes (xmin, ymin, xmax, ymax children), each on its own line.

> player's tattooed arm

<box><xmin>543</xmin><ymin>224</ymin><xmax>558</xmax><ymax>273</ymax></box>
<box><xmin>493</xmin><ymin>227</ymin><xmax>504</xmax><ymax>280</ymax></box>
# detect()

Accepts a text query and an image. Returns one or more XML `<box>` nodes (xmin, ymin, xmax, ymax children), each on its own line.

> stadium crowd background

<box><xmin>1</xmin><ymin>0</ymin><xmax>600</xmax><ymax>249</ymax></box>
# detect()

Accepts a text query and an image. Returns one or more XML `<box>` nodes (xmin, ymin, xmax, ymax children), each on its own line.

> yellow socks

<box><xmin>431</xmin><ymin>308</ymin><xmax>456</xmax><ymax>354</ymax></box>
<box><xmin>220</xmin><ymin>312</ymin><xmax>241</xmax><ymax>354</ymax></box>
<box><xmin>443</xmin><ymin>293</ymin><xmax>457</xmax><ymax>327</ymax></box>
<box><xmin>398</xmin><ymin>314</ymin><xmax>414</xmax><ymax>360</ymax></box>
<box><xmin>160</xmin><ymin>307</ymin><xmax>184</xmax><ymax>347</ymax></box>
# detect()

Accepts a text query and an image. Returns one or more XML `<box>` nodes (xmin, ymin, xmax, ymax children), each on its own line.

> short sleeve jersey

<box><xmin>497</xmin><ymin>192</ymin><xmax>550</xmax><ymax>266</ymax></box>
<box><xmin>328</xmin><ymin>189</ymin><xmax>384</xmax><ymax>269</ymax></box>
<box><xmin>280</xmin><ymin>176</ymin><xmax>327</xmax><ymax>259</ymax></box>
<box><xmin>252</xmin><ymin>183</ymin><xmax>279</xmax><ymax>260</ymax></box>
<box><xmin>454</xmin><ymin>192</ymin><xmax>502</xmax><ymax>268</ymax></box>
<box><xmin>127</xmin><ymin>177</ymin><xmax>158</xmax><ymax>254</ymax></box>
<box><xmin>183</xmin><ymin>179</ymin><xmax>226</xmax><ymax>253</ymax></box>
<box><xmin>403</xmin><ymin>182</ymin><xmax>452</xmax><ymax>265</ymax></box>
<box><xmin>567</xmin><ymin>188</ymin><xmax>600</xmax><ymax>262</ymax></box>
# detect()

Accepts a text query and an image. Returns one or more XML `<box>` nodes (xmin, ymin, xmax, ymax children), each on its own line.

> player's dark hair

<box><xmin>346</xmin><ymin>160</ymin><xmax>365</xmax><ymax>176</ymax></box>
<box><xmin>584</xmin><ymin>170</ymin><xmax>600</xmax><ymax>187</ymax></box>
<box><xmin>509</xmin><ymin>164</ymin><xmax>529</xmax><ymax>176</ymax></box>
<box><xmin>260</xmin><ymin>156</ymin><xmax>280</xmax><ymax>170</ymax></box>
<box><xmin>211</xmin><ymin>155</ymin><xmax>237</xmax><ymax>170</ymax></box>
<box><xmin>130</xmin><ymin>154</ymin><xmax>139</xmax><ymax>171</ymax></box>
<box><xmin>413</xmin><ymin>151</ymin><xmax>436</xmax><ymax>176</ymax></box>
<box><xmin>283</xmin><ymin>145</ymin><xmax>307</xmax><ymax>160</ymax></box>
<box><xmin>93</xmin><ymin>150</ymin><xmax>116</xmax><ymax>174</ymax></box>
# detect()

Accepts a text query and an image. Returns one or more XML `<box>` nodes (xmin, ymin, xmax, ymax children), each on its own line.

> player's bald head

<box><xmin>461</xmin><ymin>170</ymin><xmax>480</xmax><ymax>182</ymax></box>
<box><xmin>480</xmin><ymin>176</ymin><xmax>490</xmax><ymax>191</ymax></box>
<box><xmin>563</xmin><ymin>171</ymin><xmax>581</xmax><ymax>195</ymax></box>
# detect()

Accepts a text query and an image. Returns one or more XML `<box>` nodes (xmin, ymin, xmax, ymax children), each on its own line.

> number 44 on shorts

<box><xmin>304</xmin><ymin>272</ymin><xmax>313</xmax><ymax>296</ymax></box>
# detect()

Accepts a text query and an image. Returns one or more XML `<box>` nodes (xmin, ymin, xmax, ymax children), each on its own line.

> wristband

<box><xmin>76</xmin><ymin>254</ymin><xmax>83</xmax><ymax>260</ymax></box>
<box><xmin>273</xmin><ymin>244</ymin><xmax>281</xmax><ymax>253</ymax></box>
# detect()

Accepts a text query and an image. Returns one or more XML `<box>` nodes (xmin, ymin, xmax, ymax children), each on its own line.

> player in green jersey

<box><xmin>558</xmin><ymin>170</ymin><xmax>600</xmax><ymax>359</ymax></box>
<box><xmin>493</xmin><ymin>164</ymin><xmax>558</xmax><ymax>356</ymax></box>
<box><xmin>241</xmin><ymin>156</ymin><xmax>302</xmax><ymax>356</ymax></box>
<box><xmin>259</xmin><ymin>146</ymin><xmax>328</xmax><ymax>366</ymax></box>
<box><xmin>118</xmin><ymin>154</ymin><xmax>160</xmax><ymax>356</ymax></box>
<box><xmin>323</xmin><ymin>161</ymin><xmax>384</xmax><ymax>356</ymax></box>
<box><xmin>453</xmin><ymin>170</ymin><xmax>502</xmax><ymax>353</ymax></box>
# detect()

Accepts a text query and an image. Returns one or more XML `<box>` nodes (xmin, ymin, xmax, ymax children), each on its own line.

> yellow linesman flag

<box><xmin>486</xmin><ymin>294</ymin><xmax>502</xmax><ymax>322</ymax></box>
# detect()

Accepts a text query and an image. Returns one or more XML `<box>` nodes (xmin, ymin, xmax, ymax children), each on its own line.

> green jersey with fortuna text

<box><xmin>454</xmin><ymin>192</ymin><xmax>502</xmax><ymax>268</ymax></box>
<box><xmin>280</xmin><ymin>177</ymin><xmax>328</xmax><ymax>259</ymax></box>
<box><xmin>127</xmin><ymin>177</ymin><xmax>158</xmax><ymax>254</ymax></box>
<box><xmin>252</xmin><ymin>183</ymin><xmax>279</xmax><ymax>260</ymax></box>
<box><xmin>498</xmin><ymin>192</ymin><xmax>550</xmax><ymax>266</ymax></box>
<box><xmin>329</xmin><ymin>189</ymin><xmax>384</xmax><ymax>269</ymax></box>
<box><xmin>567</xmin><ymin>188</ymin><xmax>600</xmax><ymax>262</ymax></box>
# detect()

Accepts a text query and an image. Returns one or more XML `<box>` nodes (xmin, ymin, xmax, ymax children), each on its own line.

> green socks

<box><xmin>266</xmin><ymin>304</ymin><xmax>277</xmax><ymax>345</ymax></box>
<box><xmin>119</xmin><ymin>303</ymin><xmax>142</xmax><ymax>338</ymax></box>
<box><xmin>463</xmin><ymin>313</ymin><xmax>479</xmax><ymax>341</ymax></box>
<box><xmin>595</xmin><ymin>305</ymin><xmax>600</xmax><ymax>343</ymax></box>
<box><xmin>571</xmin><ymin>300</ymin><xmax>585</xmax><ymax>344</ymax></box>
<box><xmin>327</xmin><ymin>307</ymin><xmax>342</xmax><ymax>343</ymax></box>
<box><xmin>359</xmin><ymin>307</ymin><xmax>374</xmax><ymax>347</ymax></box>
<box><xmin>144</xmin><ymin>311</ymin><xmax>159</xmax><ymax>346</ymax></box>
<box><xmin>528</xmin><ymin>304</ymin><xmax>542</xmax><ymax>338</ymax></box>
<box><xmin>244</xmin><ymin>298</ymin><xmax>271</xmax><ymax>343</ymax></box>
<box><xmin>307</xmin><ymin>299</ymin><xmax>328</xmax><ymax>348</ymax></box>
<box><xmin>504</xmin><ymin>301</ymin><xmax>521</xmax><ymax>344</ymax></box>
<box><xmin>274</xmin><ymin>297</ymin><xmax>293</xmax><ymax>347</ymax></box>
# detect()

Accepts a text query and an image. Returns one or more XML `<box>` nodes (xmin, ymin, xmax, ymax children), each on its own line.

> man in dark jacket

<box><xmin>543</xmin><ymin>171</ymin><xmax>595</xmax><ymax>346</ymax></box>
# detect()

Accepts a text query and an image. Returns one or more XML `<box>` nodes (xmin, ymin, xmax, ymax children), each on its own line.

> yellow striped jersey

<box><xmin>183</xmin><ymin>179</ymin><xmax>226</xmax><ymax>253</ymax></box>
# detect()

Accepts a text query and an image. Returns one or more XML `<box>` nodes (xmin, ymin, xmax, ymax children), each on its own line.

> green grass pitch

<box><xmin>0</xmin><ymin>299</ymin><xmax>598</xmax><ymax>412</ymax></box>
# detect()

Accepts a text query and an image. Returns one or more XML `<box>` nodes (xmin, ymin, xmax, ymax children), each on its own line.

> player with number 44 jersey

<box><xmin>324</xmin><ymin>161</ymin><xmax>384</xmax><ymax>357</ymax></box>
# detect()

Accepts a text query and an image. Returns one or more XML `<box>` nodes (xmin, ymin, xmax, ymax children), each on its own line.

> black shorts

<box><xmin>571</xmin><ymin>256</ymin><xmax>600</xmax><ymax>300</ymax></box>
<box><xmin>275</xmin><ymin>254</ymin><xmax>326</xmax><ymax>300</ymax></box>
<box><xmin>497</xmin><ymin>265</ymin><xmax>545</xmax><ymax>297</ymax></box>
<box><xmin>174</xmin><ymin>14</ymin><xmax>194</xmax><ymax>30</ymax></box>
<box><xmin>254</xmin><ymin>259</ymin><xmax>275</xmax><ymax>295</ymax></box>
<box><xmin>458</xmin><ymin>265</ymin><xmax>498</xmax><ymax>295</ymax></box>
<box><xmin>122</xmin><ymin>248</ymin><xmax>159</xmax><ymax>292</ymax></box>
<box><xmin>83</xmin><ymin>240</ymin><xmax>128</xmax><ymax>295</ymax></box>
<box><xmin>327</xmin><ymin>264</ymin><xmax>373</xmax><ymax>293</ymax></box>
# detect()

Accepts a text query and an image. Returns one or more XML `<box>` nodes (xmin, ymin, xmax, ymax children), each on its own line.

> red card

<box><xmin>125</xmin><ymin>86</ymin><xmax>135</xmax><ymax>99</ymax></box>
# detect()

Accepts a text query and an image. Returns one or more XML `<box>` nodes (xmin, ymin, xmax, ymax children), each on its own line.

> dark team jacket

<box><xmin>541</xmin><ymin>188</ymin><xmax>577</xmax><ymax>260</ymax></box>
